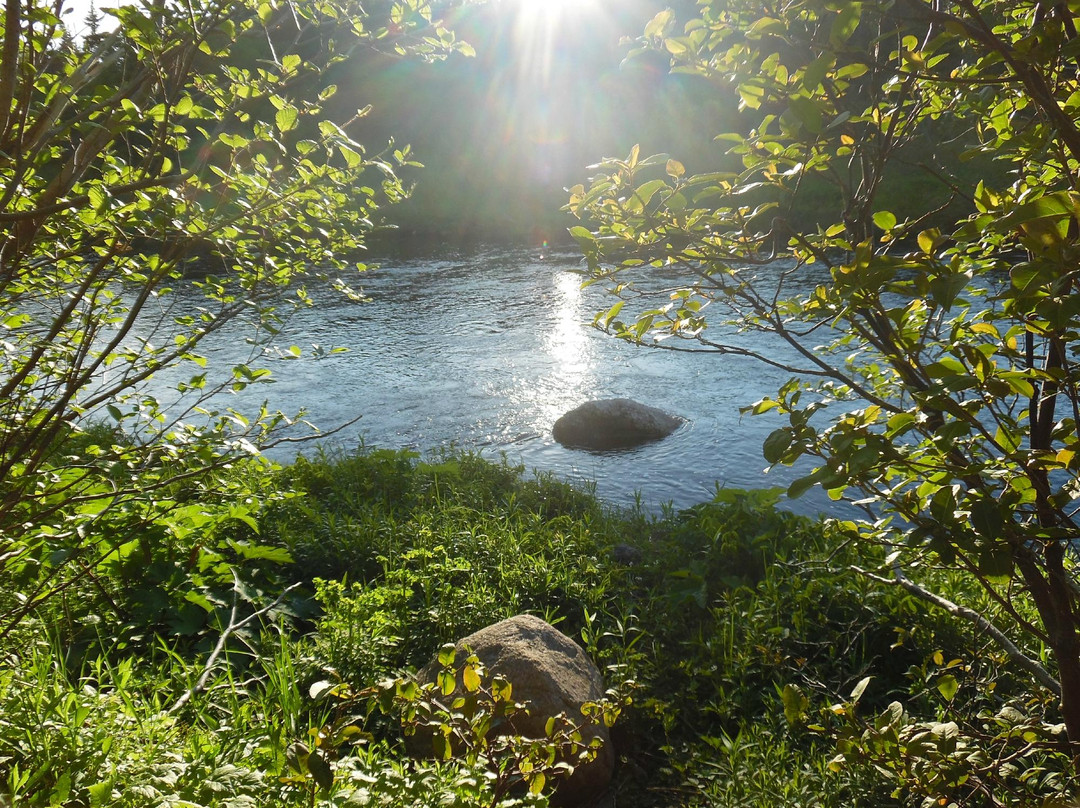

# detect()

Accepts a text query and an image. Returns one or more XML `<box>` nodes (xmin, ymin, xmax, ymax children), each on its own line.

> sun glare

<box><xmin>515</xmin><ymin>0</ymin><xmax>580</xmax><ymax>15</ymax></box>
<box><xmin>505</xmin><ymin>0</ymin><xmax>604</xmax><ymax>83</ymax></box>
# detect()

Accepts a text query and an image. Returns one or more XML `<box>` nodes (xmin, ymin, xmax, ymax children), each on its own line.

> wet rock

<box><xmin>552</xmin><ymin>398</ymin><xmax>684</xmax><ymax>451</ymax></box>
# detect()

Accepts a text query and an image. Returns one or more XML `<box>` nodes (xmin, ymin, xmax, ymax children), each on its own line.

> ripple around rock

<box><xmin>552</xmin><ymin>398</ymin><xmax>685</xmax><ymax>451</ymax></box>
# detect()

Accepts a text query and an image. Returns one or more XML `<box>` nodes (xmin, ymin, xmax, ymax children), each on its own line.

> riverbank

<box><xmin>1</xmin><ymin>447</ymin><xmax>1071</xmax><ymax>806</ymax></box>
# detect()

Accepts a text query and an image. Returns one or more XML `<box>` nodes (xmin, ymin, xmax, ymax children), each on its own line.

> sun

<box><xmin>506</xmin><ymin>0</ymin><xmax>605</xmax><ymax>36</ymax></box>
<box><xmin>502</xmin><ymin>0</ymin><xmax>605</xmax><ymax>85</ymax></box>
<box><xmin>514</xmin><ymin>0</ymin><xmax>581</xmax><ymax>15</ymax></box>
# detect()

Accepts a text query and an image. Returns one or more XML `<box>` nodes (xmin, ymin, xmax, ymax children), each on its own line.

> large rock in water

<box><xmin>411</xmin><ymin>615</ymin><xmax>614</xmax><ymax>806</ymax></box>
<box><xmin>553</xmin><ymin>398</ymin><xmax>684</xmax><ymax>450</ymax></box>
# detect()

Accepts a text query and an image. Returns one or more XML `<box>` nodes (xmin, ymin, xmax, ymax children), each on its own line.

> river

<box><xmin>151</xmin><ymin>243</ymin><xmax>839</xmax><ymax>515</ymax></box>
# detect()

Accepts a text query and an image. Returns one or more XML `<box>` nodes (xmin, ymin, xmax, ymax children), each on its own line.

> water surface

<box><xmin>154</xmin><ymin>245</ymin><xmax>838</xmax><ymax>515</ymax></box>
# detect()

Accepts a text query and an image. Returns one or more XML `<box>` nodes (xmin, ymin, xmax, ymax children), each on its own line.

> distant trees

<box><xmin>570</xmin><ymin>0</ymin><xmax>1080</xmax><ymax>770</ymax></box>
<box><xmin>0</xmin><ymin>0</ymin><xmax>468</xmax><ymax>638</ymax></box>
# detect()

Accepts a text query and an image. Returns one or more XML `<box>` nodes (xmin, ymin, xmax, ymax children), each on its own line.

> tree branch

<box><xmin>167</xmin><ymin>576</ymin><xmax>302</xmax><ymax>715</ymax></box>
<box><xmin>854</xmin><ymin>563</ymin><xmax>1061</xmax><ymax>697</ymax></box>
<box><xmin>0</xmin><ymin>0</ymin><xmax>20</xmax><ymax>142</ymax></box>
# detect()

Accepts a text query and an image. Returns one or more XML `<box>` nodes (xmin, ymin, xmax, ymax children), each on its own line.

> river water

<box><xmin>154</xmin><ymin>244</ymin><xmax>838</xmax><ymax>515</ymax></box>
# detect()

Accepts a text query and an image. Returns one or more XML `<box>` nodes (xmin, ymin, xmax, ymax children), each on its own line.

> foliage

<box><xmin>2</xmin><ymin>447</ymin><xmax>1073</xmax><ymax>806</ymax></box>
<box><xmin>0</xmin><ymin>0</ymin><xmax>469</xmax><ymax>638</ymax></box>
<box><xmin>567</xmin><ymin>0</ymin><xmax>1080</xmax><ymax>780</ymax></box>
<box><xmin>269</xmin><ymin>448</ymin><xmax>621</xmax><ymax>676</ymax></box>
<box><xmin>803</xmin><ymin>672</ymin><xmax>1073</xmax><ymax>807</ymax></box>
<box><xmin>0</xmin><ymin>634</ymin><xmax>517</xmax><ymax>808</ymax></box>
<box><xmin>287</xmin><ymin>645</ymin><xmax>626</xmax><ymax>807</ymax></box>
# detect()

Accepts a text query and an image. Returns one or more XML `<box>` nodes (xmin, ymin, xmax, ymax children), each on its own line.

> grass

<box><xmin>0</xmin><ymin>447</ymin><xmax>1073</xmax><ymax>807</ymax></box>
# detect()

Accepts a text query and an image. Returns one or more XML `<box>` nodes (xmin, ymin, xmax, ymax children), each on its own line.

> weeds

<box><xmin>1</xmin><ymin>447</ymin><xmax>1070</xmax><ymax>807</ymax></box>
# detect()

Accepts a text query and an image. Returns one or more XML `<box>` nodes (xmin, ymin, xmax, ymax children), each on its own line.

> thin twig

<box><xmin>167</xmin><ymin>575</ymin><xmax>302</xmax><ymax>715</ymax></box>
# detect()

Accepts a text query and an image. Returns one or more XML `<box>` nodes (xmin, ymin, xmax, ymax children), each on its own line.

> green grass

<box><xmin>0</xmin><ymin>447</ymin><xmax>1073</xmax><ymax>807</ymax></box>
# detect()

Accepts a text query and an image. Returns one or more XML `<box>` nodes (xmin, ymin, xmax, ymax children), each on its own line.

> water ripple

<box><xmin>147</xmin><ymin>246</ymin><xmax>841</xmax><ymax>516</ymax></box>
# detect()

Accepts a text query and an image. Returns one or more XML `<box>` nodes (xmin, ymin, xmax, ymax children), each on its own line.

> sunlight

<box><xmin>474</xmin><ymin>0</ymin><xmax>610</xmax><ymax>189</ymax></box>
<box><xmin>505</xmin><ymin>0</ymin><xmax>603</xmax><ymax>85</ymax></box>
<box><xmin>543</xmin><ymin>269</ymin><xmax>595</xmax><ymax>394</ymax></box>
<box><xmin>514</xmin><ymin>0</ymin><xmax>581</xmax><ymax>16</ymax></box>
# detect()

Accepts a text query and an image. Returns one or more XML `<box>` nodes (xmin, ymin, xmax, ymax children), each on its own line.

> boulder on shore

<box><xmin>410</xmin><ymin>614</ymin><xmax>614</xmax><ymax>807</ymax></box>
<box><xmin>553</xmin><ymin>398</ymin><xmax>684</xmax><ymax>451</ymax></box>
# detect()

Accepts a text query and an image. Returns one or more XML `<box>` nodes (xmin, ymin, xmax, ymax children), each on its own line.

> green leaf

<box><xmin>872</xmin><ymin>210</ymin><xmax>897</xmax><ymax>231</ymax></box>
<box><xmin>569</xmin><ymin>225</ymin><xmax>595</xmax><ymax>243</ymax></box>
<box><xmin>739</xmin><ymin>81</ymin><xmax>766</xmax><ymax>110</ymax></box>
<box><xmin>850</xmin><ymin>676</ymin><xmax>872</xmax><ymax>703</ymax></box>
<box><xmin>763</xmin><ymin>428</ymin><xmax>793</xmax><ymax>464</ymax></box>
<box><xmin>925</xmin><ymin>356</ymin><xmax>966</xmax><ymax>378</ymax></box>
<box><xmin>747</xmin><ymin>17</ymin><xmax>787</xmax><ymax>37</ymax></box>
<box><xmin>338</xmin><ymin>144</ymin><xmax>363</xmax><ymax>168</ymax></box>
<box><xmin>462</xmin><ymin>663</ymin><xmax>481</xmax><ymax>693</ymax></box>
<box><xmin>227</xmin><ymin>506</ymin><xmax>261</xmax><ymax>534</ymax></box>
<box><xmin>830</xmin><ymin>4</ymin><xmax>862</xmax><ymax>44</ymax></box>
<box><xmin>219</xmin><ymin>132</ymin><xmax>249</xmax><ymax>149</ymax></box>
<box><xmin>1005</xmin><ymin>193</ymin><xmax>1076</xmax><ymax>247</ymax></box>
<box><xmin>528</xmin><ymin>772</ymin><xmax>546</xmax><ymax>795</ymax></box>
<box><xmin>664</xmin><ymin>37</ymin><xmax>688</xmax><ymax>55</ymax></box>
<box><xmin>286</xmin><ymin>742</ymin><xmax>309</xmax><ymax>774</ymax></box>
<box><xmin>994</xmin><ymin>425</ymin><xmax>1022</xmax><ymax>453</ymax></box>
<box><xmin>937</xmin><ymin>674</ymin><xmax>959</xmax><ymax>701</ymax></box>
<box><xmin>492</xmin><ymin>677</ymin><xmax>512</xmax><ymax>702</ymax></box>
<box><xmin>438</xmin><ymin>669</ymin><xmax>455</xmax><ymax>696</ymax></box>
<box><xmin>437</xmin><ymin>643</ymin><xmax>456</xmax><ymax>667</ymax></box>
<box><xmin>431</xmin><ymin>733</ymin><xmax>452</xmax><ymax>760</ymax></box>
<box><xmin>332</xmin><ymin>725</ymin><xmax>369</xmax><ymax>746</ymax></box>
<box><xmin>184</xmin><ymin>591</ymin><xmax>214</xmax><ymax>613</ymax></box>
<box><xmin>917</xmin><ymin>228</ymin><xmax>941</xmax><ymax>254</ymax></box>
<box><xmin>275</xmin><ymin>106</ymin><xmax>298</xmax><ymax>133</ymax></box>
<box><xmin>782</xmin><ymin>683</ymin><xmax>809</xmax><ymax>724</ymax></box>
<box><xmin>627</xmin><ymin>179</ymin><xmax>669</xmax><ymax>211</ymax></box>
<box><xmin>644</xmin><ymin>7</ymin><xmax>675</xmax><ymax>38</ymax></box>
<box><xmin>788</xmin><ymin>96</ymin><xmax>823</xmax><ymax>133</ymax></box>
<box><xmin>930</xmin><ymin>486</ymin><xmax>957</xmax><ymax>523</ymax></box>
<box><xmin>87</xmin><ymin>186</ymin><xmax>107</xmax><ymax>210</ymax></box>
<box><xmin>600</xmin><ymin>300</ymin><xmax>624</xmax><ymax>328</ymax></box>
<box><xmin>977</xmin><ymin>543</ymin><xmax>1013</xmax><ymax>579</ymax></box>
<box><xmin>969</xmin><ymin>499</ymin><xmax>1003</xmax><ymax>537</ymax></box>
<box><xmin>787</xmin><ymin>472</ymin><xmax>818</xmax><ymax>500</ymax></box>
<box><xmin>225</xmin><ymin>539</ymin><xmax>293</xmax><ymax>564</ymax></box>
<box><xmin>802</xmin><ymin>54</ymin><xmax>834</xmax><ymax>91</ymax></box>
<box><xmin>306</xmin><ymin>749</ymin><xmax>334</xmax><ymax>791</ymax></box>
<box><xmin>88</xmin><ymin>782</ymin><xmax>112</xmax><ymax>807</ymax></box>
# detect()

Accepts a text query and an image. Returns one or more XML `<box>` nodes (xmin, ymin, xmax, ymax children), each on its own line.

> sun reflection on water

<box><xmin>538</xmin><ymin>269</ymin><xmax>596</xmax><ymax>423</ymax></box>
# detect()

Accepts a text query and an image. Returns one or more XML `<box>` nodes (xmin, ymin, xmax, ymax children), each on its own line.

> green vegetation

<box><xmin>5</xmin><ymin>0</ymin><xmax>1080</xmax><ymax>805</ymax></box>
<box><xmin>0</xmin><ymin>0</ymin><xmax>470</xmax><ymax>646</ymax></box>
<box><xmin>570</xmin><ymin>0</ymin><xmax>1080</xmax><ymax>781</ymax></box>
<box><xmin>3</xmin><ymin>447</ymin><xmax>1074</xmax><ymax>806</ymax></box>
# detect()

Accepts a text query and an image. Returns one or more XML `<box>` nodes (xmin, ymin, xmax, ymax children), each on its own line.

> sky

<box><xmin>62</xmin><ymin>0</ymin><xmax>122</xmax><ymax>37</ymax></box>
